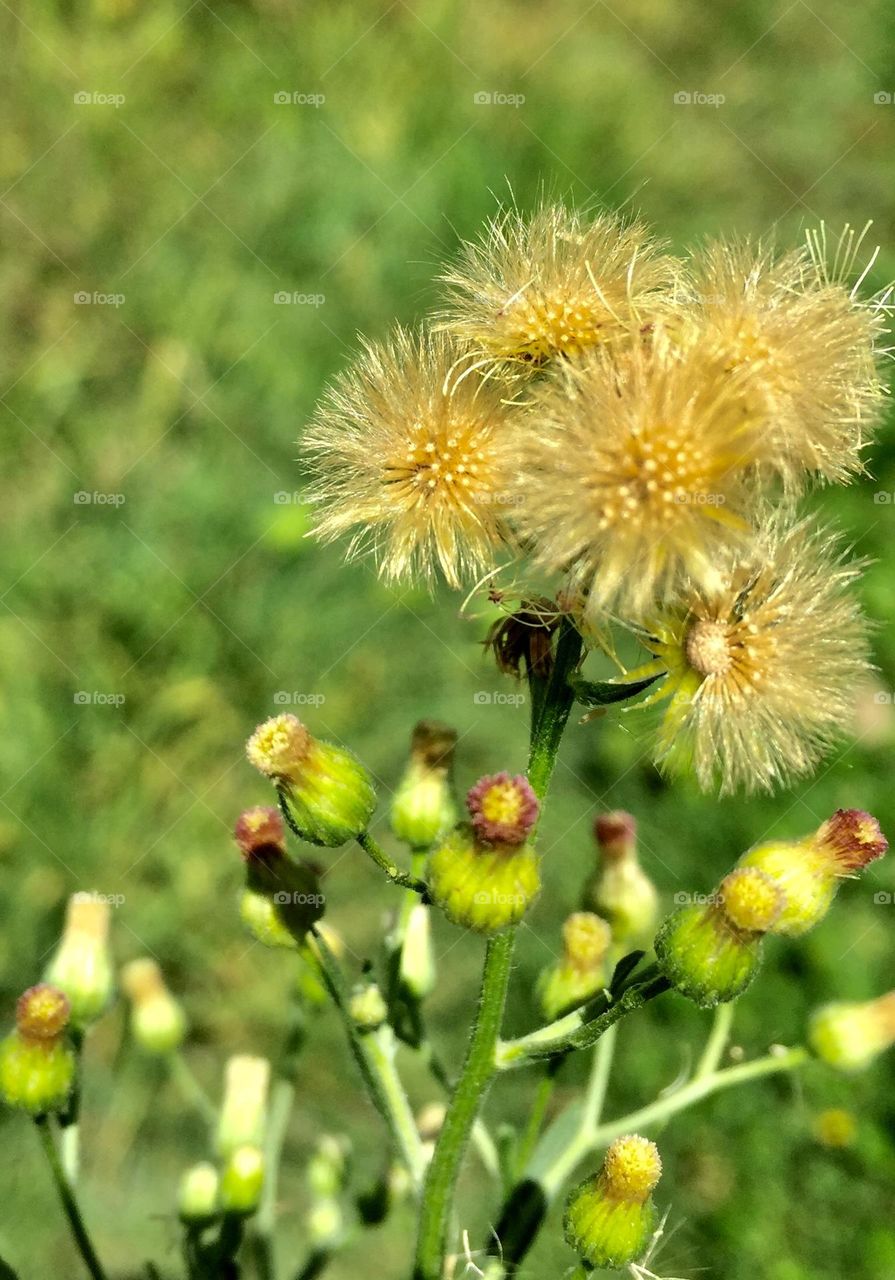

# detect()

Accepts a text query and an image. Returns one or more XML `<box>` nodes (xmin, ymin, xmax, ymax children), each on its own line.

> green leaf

<box><xmin>569</xmin><ymin>673</ymin><xmax>660</xmax><ymax>708</ymax></box>
<box><xmin>0</xmin><ymin>1259</ymin><xmax>22</xmax><ymax>1280</ymax></box>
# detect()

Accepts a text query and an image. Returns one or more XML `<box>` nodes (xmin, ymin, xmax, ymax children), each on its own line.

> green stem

<box><xmin>514</xmin><ymin>1070</ymin><xmax>556</xmax><ymax>1178</ymax></box>
<box><xmin>413</xmin><ymin>617</ymin><xmax>584</xmax><ymax>1280</ymax></box>
<box><xmin>582</xmin><ymin>1022</ymin><xmax>617</xmax><ymax>1130</ymax></box>
<box><xmin>251</xmin><ymin>1076</ymin><xmax>295</xmax><ymax>1279</ymax></box>
<box><xmin>695</xmin><ymin>1001</ymin><xmax>734</xmax><ymax>1078</ymax></box>
<box><xmin>311</xmin><ymin>927</ymin><xmax>426</xmax><ymax>1192</ymax></box>
<box><xmin>496</xmin><ymin>972</ymin><xmax>670</xmax><ymax>1068</ymax></box>
<box><xmin>35</xmin><ymin>1117</ymin><xmax>108</xmax><ymax>1280</ymax></box>
<box><xmin>357</xmin><ymin>831</ymin><xmax>427</xmax><ymax>893</ymax></box>
<box><xmin>414</xmin><ymin>930</ymin><xmax>516</xmax><ymax>1280</ymax></box>
<box><xmin>168</xmin><ymin>1052</ymin><xmax>217</xmax><ymax>1127</ymax></box>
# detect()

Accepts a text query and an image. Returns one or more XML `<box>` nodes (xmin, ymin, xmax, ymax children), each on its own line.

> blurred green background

<box><xmin>2</xmin><ymin>0</ymin><xmax>895</xmax><ymax>1276</ymax></box>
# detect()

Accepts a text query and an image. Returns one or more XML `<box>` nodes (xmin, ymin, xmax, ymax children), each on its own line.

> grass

<box><xmin>1</xmin><ymin>0</ymin><xmax>895</xmax><ymax>1276</ymax></box>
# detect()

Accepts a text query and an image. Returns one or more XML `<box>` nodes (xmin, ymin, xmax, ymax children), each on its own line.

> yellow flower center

<box><xmin>720</xmin><ymin>867</ymin><xmax>783</xmax><ymax>933</ymax></box>
<box><xmin>562</xmin><ymin>912</ymin><xmax>612</xmax><ymax>971</ymax></box>
<box><xmin>601</xmin><ymin>1135</ymin><xmax>662</xmax><ymax>1203</ymax></box>
<box><xmin>594</xmin><ymin>425</ymin><xmax>724</xmax><ymax>533</ymax></box>
<box><xmin>246</xmin><ymin>715</ymin><xmax>311</xmax><ymax>780</ymax></box>
<box><xmin>480</xmin><ymin>781</ymin><xmax>524</xmax><ymax>826</ymax></box>
<box><xmin>500</xmin><ymin>289</ymin><xmax>607</xmax><ymax>361</ymax></box>
<box><xmin>685</xmin><ymin>618</ymin><xmax>733</xmax><ymax>676</ymax></box>
<box><xmin>386</xmin><ymin>417</ymin><xmax>498</xmax><ymax>513</ymax></box>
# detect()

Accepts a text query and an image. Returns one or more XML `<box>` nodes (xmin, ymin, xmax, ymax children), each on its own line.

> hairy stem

<box><xmin>413</xmin><ymin>617</ymin><xmax>584</xmax><ymax>1280</ymax></box>
<box><xmin>357</xmin><ymin>830</ymin><xmax>427</xmax><ymax>893</ymax></box>
<box><xmin>35</xmin><ymin>1117</ymin><xmax>108</xmax><ymax>1280</ymax></box>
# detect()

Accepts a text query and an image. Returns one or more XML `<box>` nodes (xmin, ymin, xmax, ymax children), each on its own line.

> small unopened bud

<box><xmin>536</xmin><ymin>913</ymin><xmax>612</xmax><ymax>1020</ymax></box>
<box><xmin>307</xmin><ymin>1134</ymin><xmax>350</xmax><ymax>1200</ymax></box>
<box><xmin>220</xmin><ymin>1145</ymin><xmax>264</xmax><ymax>1216</ymax></box>
<box><xmin>390</xmin><ymin>721</ymin><xmax>457</xmax><ymax>850</ymax></box>
<box><xmin>234</xmin><ymin>806</ymin><xmax>287</xmax><ymax>860</ymax></box>
<box><xmin>216</xmin><ymin>1055</ymin><xmax>270</xmax><ymax>1157</ymax></box>
<box><xmin>44</xmin><ymin>894</ymin><xmax>114</xmax><ymax>1029</ymax></box>
<box><xmin>0</xmin><ymin>985</ymin><xmax>75</xmax><ymax>1116</ymax></box>
<box><xmin>654</xmin><ymin>868</ymin><xmax>784</xmax><ymax>1008</ymax></box>
<box><xmin>564</xmin><ymin>1135</ymin><xmax>662</xmax><ymax>1270</ymax></box>
<box><xmin>349</xmin><ymin>983</ymin><xmax>389</xmax><ymax>1033</ymax></box>
<box><xmin>178</xmin><ymin>1162</ymin><xmax>220</xmax><ymax>1223</ymax></box>
<box><xmin>466</xmin><ymin>773</ymin><xmax>539</xmax><ymax>848</ymax></box>
<box><xmin>809</xmin><ymin>992</ymin><xmax>895</xmax><ymax>1072</ymax></box>
<box><xmin>583</xmin><ymin>811</ymin><xmax>659</xmax><ymax>944</ymax></box>
<box><xmin>738</xmin><ymin>809</ymin><xmax>887</xmax><ymax>937</ymax></box>
<box><xmin>427</xmin><ymin>825</ymin><xmax>540</xmax><ymax>934</ymax></box>
<box><xmin>307</xmin><ymin>1198</ymin><xmax>343</xmax><ymax>1247</ymax></box>
<box><xmin>399</xmin><ymin>903</ymin><xmax>436</xmax><ymax>999</ymax></box>
<box><xmin>246</xmin><ymin>714</ymin><xmax>375</xmax><ymax>847</ymax></box>
<box><xmin>121</xmin><ymin>958</ymin><xmax>187</xmax><ymax>1055</ymax></box>
<box><xmin>239</xmin><ymin>888</ymin><xmax>300</xmax><ymax>950</ymax></box>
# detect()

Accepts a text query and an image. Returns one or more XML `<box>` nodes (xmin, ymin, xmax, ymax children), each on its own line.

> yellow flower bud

<box><xmin>0</xmin><ymin>985</ymin><xmax>75</xmax><ymax>1116</ymax></box>
<box><xmin>246</xmin><ymin>714</ymin><xmax>375</xmax><ymax>847</ymax></box>
<box><xmin>216</xmin><ymin>1055</ymin><xmax>270</xmax><ymax>1157</ymax></box>
<box><xmin>536</xmin><ymin>913</ymin><xmax>612</xmax><ymax>1020</ymax></box>
<box><xmin>44</xmin><ymin>894</ymin><xmax>114</xmax><ymax>1029</ymax></box>
<box><xmin>809</xmin><ymin>992</ymin><xmax>895</xmax><ymax>1072</ymax></box>
<box><xmin>349</xmin><ymin>983</ymin><xmax>389</xmax><ymax>1033</ymax></box>
<box><xmin>220</xmin><ymin>1145</ymin><xmax>264</xmax><ymax>1216</ymax></box>
<box><xmin>178</xmin><ymin>1162</ymin><xmax>220</xmax><ymax>1223</ymax></box>
<box><xmin>121</xmin><ymin>958</ymin><xmax>187</xmax><ymax>1055</ymax></box>
<box><xmin>390</xmin><ymin>720</ymin><xmax>457</xmax><ymax>850</ymax></box>
<box><xmin>427</xmin><ymin>827</ymin><xmax>540</xmax><ymax>934</ymax></box>
<box><xmin>564</xmin><ymin>1135</ymin><xmax>662</xmax><ymax>1270</ymax></box>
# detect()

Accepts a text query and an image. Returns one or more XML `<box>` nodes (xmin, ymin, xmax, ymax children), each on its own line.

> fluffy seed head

<box><xmin>516</xmin><ymin>331</ymin><xmax>773</xmax><ymax>620</ymax></box>
<box><xmin>437</xmin><ymin>203</ymin><xmax>679</xmax><ymax>366</ymax></box>
<box><xmin>678</xmin><ymin>231</ymin><xmax>891</xmax><ymax>486</ymax></box>
<box><xmin>466</xmin><ymin>772</ymin><xmax>539</xmax><ymax>847</ymax></box>
<box><xmin>643</xmin><ymin>518</ymin><xmax>873</xmax><ymax>793</ymax></box>
<box><xmin>303</xmin><ymin>327</ymin><xmax>523</xmax><ymax>588</ymax></box>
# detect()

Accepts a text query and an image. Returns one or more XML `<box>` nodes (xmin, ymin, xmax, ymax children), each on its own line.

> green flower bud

<box><xmin>246</xmin><ymin>715</ymin><xmax>375</xmax><ymax>847</ymax></box>
<box><xmin>537</xmin><ymin>912</ymin><xmax>612</xmax><ymax>1020</ymax></box>
<box><xmin>399</xmin><ymin>903</ymin><xmax>436</xmax><ymax>999</ymax></box>
<box><xmin>390</xmin><ymin>721</ymin><xmax>457</xmax><ymax>850</ymax></box>
<box><xmin>737</xmin><ymin>809</ymin><xmax>887</xmax><ymax>937</ymax></box>
<box><xmin>654</xmin><ymin>868</ymin><xmax>784</xmax><ymax>1008</ymax></box>
<box><xmin>564</xmin><ymin>1135</ymin><xmax>662</xmax><ymax>1270</ymax></box>
<box><xmin>216</xmin><ymin>1055</ymin><xmax>270</xmax><ymax>1158</ymax></box>
<box><xmin>307</xmin><ymin>1134</ymin><xmax>350</xmax><ymax>1200</ymax></box>
<box><xmin>0</xmin><ymin>985</ymin><xmax>75</xmax><ymax>1116</ymax></box>
<box><xmin>235</xmin><ymin>806</ymin><xmax>327</xmax><ymax>943</ymax></box>
<box><xmin>239</xmin><ymin>888</ymin><xmax>300</xmax><ymax>950</ymax></box>
<box><xmin>307</xmin><ymin>1199</ymin><xmax>343</xmax><ymax>1248</ymax></box>
<box><xmin>427</xmin><ymin>827</ymin><xmax>540</xmax><ymax>934</ymax></box>
<box><xmin>583</xmin><ymin>812</ymin><xmax>659</xmax><ymax>945</ymax></box>
<box><xmin>349</xmin><ymin>983</ymin><xmax>389</xmax><ymax>1033</ymax></box>
<box><xmin>121</xmin><ymin>958</ymin><xmax>187</xmax><ymax>1055</ymax></box>
<box><xmin>44</xmin><ymin>894</ymin><xmax>114</xmax><ymax>1029</ymax></box>
<box><xmin>178</xmin><ymin>1162</ymin><xmax>220</xmax><ymax>1223</ymax></box>
<box><xmin>220</xmin><ymin>1145</ymin><xmax>264</xmax><ymax>1216</ymax></box>
<box><xmin>809</xmin><ymin>992</ymin><xmax>895</xmax><ymax>1072</ymax></box>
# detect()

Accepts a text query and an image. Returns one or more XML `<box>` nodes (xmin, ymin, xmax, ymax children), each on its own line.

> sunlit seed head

<box><xmin>643</xmin><ymin>518</ymin><xmax>873</xmax><ymax>794</ymax></box>
<box><xmin>436</xmin><ymin>202</ymin><xmax>680</xmax><ymax>367</ymax></box>
<box><xmin>304</xmin><ymin>327</ymin><xmax>521</xmax><ymax>588</ymax></box>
